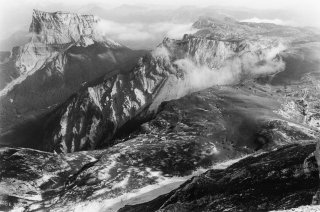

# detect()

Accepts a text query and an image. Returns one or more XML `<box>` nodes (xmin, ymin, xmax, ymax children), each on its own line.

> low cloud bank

<box><xmin>151</xmin><ymin>46</ymin><xmax>171</xmax><ymax>60</ymax></box>
<box><xmin>94</xmin><ymin>19</ymin><xmax>196</xmax><ymax>48</ymax></box>
<box><xmin>150</xmin><ymin>23</ymin><xmax>197</xmax><ymax>39</ymax></box>
<box><xmin>95</xmin><ymin>19</ymin><xmax>152</xmax><ymax>41</ymax></box>
<box><xmin>240</xmin><ymin>17</ymin><xmax>296</xmax><ymax>26</ymax></box>
<box><xmin>171</xmin><ymin>44</ymin><xmax>286</xmax><ymax>95</ymax></box>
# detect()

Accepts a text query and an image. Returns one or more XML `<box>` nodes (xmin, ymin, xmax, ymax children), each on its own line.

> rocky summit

<box><xmin>29</xmin><ymin>10</ymin><xmax>99</xmax><ymax>45</ymax></box>
<box><xmin>1</xmin><ymin>8</ymin><xmax>320</xmax><ymax>212</ymax></box>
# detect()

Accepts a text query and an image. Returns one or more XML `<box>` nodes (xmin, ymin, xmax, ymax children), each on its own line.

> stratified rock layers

<box><xmin>29</xmin><ymin>10</ymin><xmax>98</xmax><ymax>44</ymax></box>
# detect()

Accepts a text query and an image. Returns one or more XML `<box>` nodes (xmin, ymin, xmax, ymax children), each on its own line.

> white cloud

<box><xmin>95</xmin><ymin>19</ymin><xmax>197</xmax><ymax>45</ymax></box>
<box><xmin>172</xmin><ymin>43</ymin><xmax>286</xmax><ymax>96</ymax></box>
<box><xmin>240</xmin><ymin>17</ymin><xmax>296</xmax><ymax>26</ymax></box>
<box><xmin>150</xmin><ymin>23</ymin><xmax>197</xmax><ymax>39</ymax></box>
<box><xmin>95</xmin><ymin>19</ymin><xmax>153</xmax><ymax>41</ymax></box>
<box><xmin>166</xmin><ymin>23</ymin><xmax>197</xmax><ymax>39</ymax></box>
<box><xmin>151</xmin><ymin>46</ymin><xmax>170</xmax><ymax>60</ymax></box>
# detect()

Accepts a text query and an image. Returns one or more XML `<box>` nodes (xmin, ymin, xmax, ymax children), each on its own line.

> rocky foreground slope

<box><xmin>119</xmin><ymin>142</ymin><xmax>319</xmax><ymax>212</ymax></box>
<box><xmin>1</xmin><ymin>13</ymin><xmax>320</xmax><ymax>212</ymax></box>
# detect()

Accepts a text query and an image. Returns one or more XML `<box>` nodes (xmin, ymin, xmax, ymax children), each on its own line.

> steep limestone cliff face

<box><xmin>29</xmin><ymin>10</ymin><xmax>99</xmax><ymax>45</ymax></box>
<box><xmin>0</xmin><ymin>10</ymin><xmax>146</xmax><ymax>134</ymax></box>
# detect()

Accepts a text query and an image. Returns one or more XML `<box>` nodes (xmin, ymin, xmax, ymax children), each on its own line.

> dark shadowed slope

<box><xmin>119</xmin><ymin>143</ymin><xmax>318</xmax><ymax>212</ymax></box>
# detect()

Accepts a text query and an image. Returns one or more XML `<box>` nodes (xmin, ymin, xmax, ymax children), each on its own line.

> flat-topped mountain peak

<box><xmin>29</xmin><ymin>9</ymin><xmax>99</xmax><ymax>45</ymax></box>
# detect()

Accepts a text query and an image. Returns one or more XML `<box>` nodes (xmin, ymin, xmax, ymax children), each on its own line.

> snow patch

<box><xmin>59</xmin><ymin>107</ymin><xmax>70</xmax><ymax>137</ymax></box>
<box><xmin>88</xmin><ymin>87</ymin><xmax>102</xmax><ymax>111</ymax></box>
<box><xmin>72</xmin><ymin>155</ymin><xmax>248</xmax><ymax>212</ymax></box>
<box><xmin>210</xmin><ymin>155</ymin><xmax>249</xmax><ymax>169</ymax></box>
<box><xmin>97</xmin><ymin>154</ymin><xmax>119</xmax><ymax>181</ymax></box>
<box><xmin>134</xmin><ymin>88</ymin><xmax>146</xmax><ymax>105</ymax></box>
<box><xmin>270</xmin><ymin>205</ymin><xmax>320</xmax><ymax>212</ymax></box>
<box><xmin>111</xmin><ymin>175</ymin><xmax>130</xmax><ymax>189</ymax></box>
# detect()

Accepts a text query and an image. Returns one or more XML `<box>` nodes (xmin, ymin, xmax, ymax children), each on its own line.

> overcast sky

<box><xmin>0</xmin><ymin>0</ymin><xmax>319</xmax><ymax>49</ymax></box>
<box><xmin>1</xmin><ymin>0</ymin><xmax>318</xmax><ymax>10</ymax></box>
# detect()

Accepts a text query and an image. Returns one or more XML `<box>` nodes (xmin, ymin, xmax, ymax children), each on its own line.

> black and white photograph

<box><xmin>0</xmin><ymin>0</ymin><xmax>320</xmax><ymax>211</ymax></box>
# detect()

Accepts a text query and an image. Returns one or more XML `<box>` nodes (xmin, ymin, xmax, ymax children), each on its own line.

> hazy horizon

<box><xmin>0</xmin><ymin>0</ymin><xmax>319</xmax><ymax>50</ymax></box>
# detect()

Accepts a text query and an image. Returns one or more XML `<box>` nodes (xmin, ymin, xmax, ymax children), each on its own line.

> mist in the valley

<box><xmin>94</xmin><ymin>19</ymin><xmax>197</xmax><ymax>48</ymax></box>
<box><xmin>166</xmin><ymin>44</ymin><xmax>286</xmax><ymax>96</ymax></box>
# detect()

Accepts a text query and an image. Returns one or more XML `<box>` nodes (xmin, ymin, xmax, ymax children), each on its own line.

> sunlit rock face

<box><xmin>0</xmin><ymin>10</ymin><xmax>146</xmax><ymax>134</ymax></box>
<box><xmin>29</xmin><ymin>10</ymin><xmax>99</xmax><ymax>45</ymax></box>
